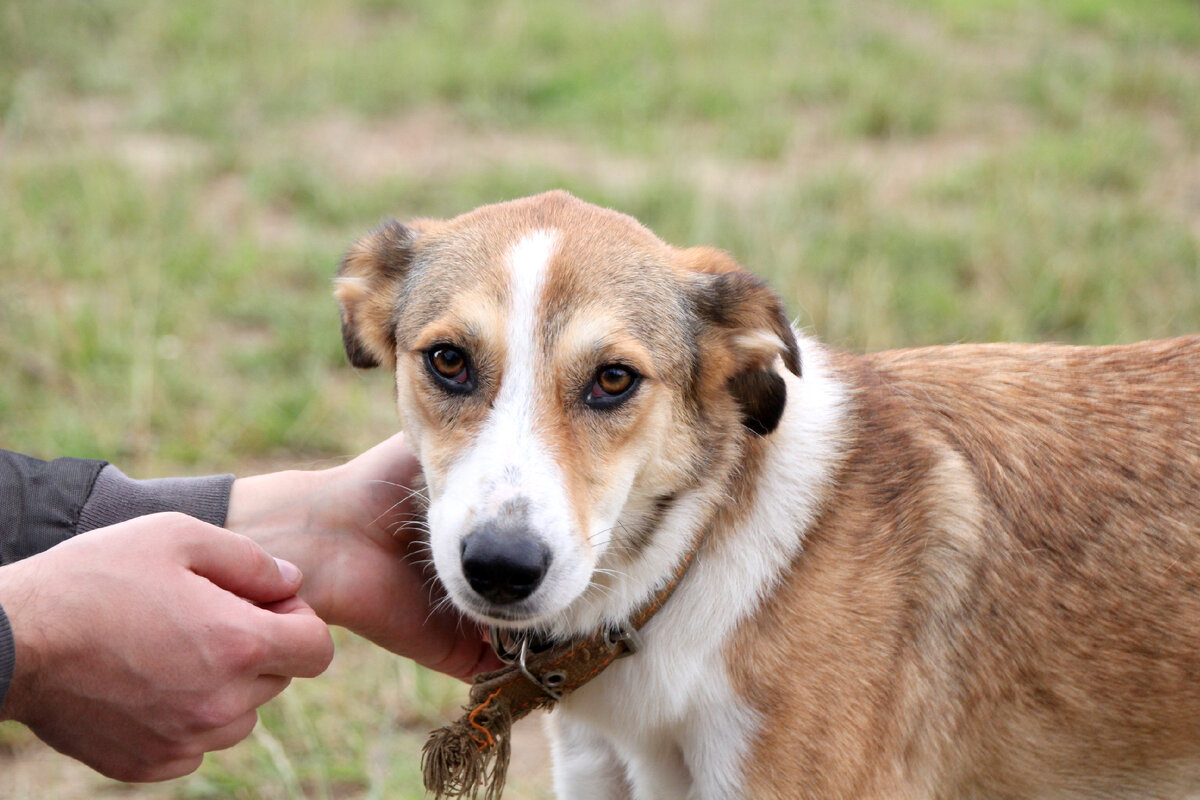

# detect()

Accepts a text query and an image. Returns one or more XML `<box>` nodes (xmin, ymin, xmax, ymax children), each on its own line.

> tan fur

<box><xmin>336</xmin><ymin>192</ymin><xmax>1200</xmax><ymax>799</ymax></box>
<box><xmin>733</xmin><ymin>340</ymin><xmax>1200</xmax><ymax>799</ymax></box>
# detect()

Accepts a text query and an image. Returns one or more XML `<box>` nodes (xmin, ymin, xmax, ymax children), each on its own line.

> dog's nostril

<box><xmin>460</xmin><ymin>529</ymin><xmax>552</xmax><ymax>605</ymax></box>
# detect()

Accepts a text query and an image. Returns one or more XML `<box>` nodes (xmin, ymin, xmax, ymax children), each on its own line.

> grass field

<box><xmin>1</xmin><ymin>0</ymin><xmax>1198</xmax><ymax>797</ymax></box>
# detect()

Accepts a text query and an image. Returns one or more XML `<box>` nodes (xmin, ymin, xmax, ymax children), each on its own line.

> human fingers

<box><xmin>191</xmin><ymin>709</ymin><xmax>261</xmax><ymax>754</ymax></box>
<box><xmin>174</xmin><ymin>517</ymin><xmax>303</xmax><ymax>604</ymax></box>
<box><xmin>126</xmin><ymin>707</ymin><xmax>257</xmax><ymax>781</ymax></box>
<box><xmin>119</xmin><ymin>754</ymin><xmax>206</xmax><ymax>783</ymax></box>
<box><xmin>422</xmin><ymin>611</ymin><xmax>505</xmax><ymax>681</ymax></box>
<box><xmin>251</xmin><ymin>606</ymin><xmax>335</xmax><ymax>678</ymax></box>
<box><xmin>259</xmin><ymin>594</ymin><xmax>318</xmax><ymax>616</ymax></box>
<box><xmin>226</xmin><ymin>674</ymin><xmax>293</xmax><ymax>718</ymax></box>
<box><xmin>346</xmin><ymin>434</ymin><xmax>425</xmax><ymax>532</ymax></box>
<box><xmin>133</xmin><ymin>710</ymin><xmax>263</xmax><ymax>778</ymax></box>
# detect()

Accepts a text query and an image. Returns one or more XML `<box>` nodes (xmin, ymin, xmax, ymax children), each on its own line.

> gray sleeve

<box><xmin>77</xmin><ymin>465</ymin><xmax>235</xmax><ymax>533</ymax></box>
<box><xmin>0</xmin><ymin>451</ymin><xmax>107</xmax><ymax>565</ymax></box>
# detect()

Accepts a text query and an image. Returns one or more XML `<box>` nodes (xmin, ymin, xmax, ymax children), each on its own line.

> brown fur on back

<box><xmin>733</xmin><ymin>336</ymin><xmax>1200</xmax><ymax>799</ymax></box>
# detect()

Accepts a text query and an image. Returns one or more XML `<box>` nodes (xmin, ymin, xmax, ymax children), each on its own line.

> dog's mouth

<box><xmin>455</xmin><ymin>595</ymin><xmax>544</xmax><ymax>626</ymax></box>
<box><xmin>445</xmin><ymin>579</ymin><xmax>565</xmax><ymax>630</ymax></box>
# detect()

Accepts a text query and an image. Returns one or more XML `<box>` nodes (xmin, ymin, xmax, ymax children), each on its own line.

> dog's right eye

<box><xmin>426</xmin><ymin>346</ymin><xmax>473</xmax><ymax>393</ymax></box>
<box><xmin>584</xmin><ymin>364</ymin><xmax>640</xmax><ymax>410</ymax></box>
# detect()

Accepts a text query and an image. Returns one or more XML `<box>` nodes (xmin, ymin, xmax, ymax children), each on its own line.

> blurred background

<box><xmin>1</xmin><ymin>0</ymin><xmax>1197</xmax><ymax>797</ymax></box>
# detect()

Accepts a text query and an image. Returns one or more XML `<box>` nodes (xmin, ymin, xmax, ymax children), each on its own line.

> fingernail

<box><xmin>274</xmin><ymin>557</ymin><xmax>302</xmax><ymax>584</ymax></box>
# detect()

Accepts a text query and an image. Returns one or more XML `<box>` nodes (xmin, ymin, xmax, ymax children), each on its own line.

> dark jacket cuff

<box><xmin>77</xmin><ymin>466</ymin><xmax>235</xmax><ymax>533</ymax></box>
<box><xmin>0</xmin><ymin>603</ymin><xmax>14</xmax><ymax>712</ymax></box>
<box><xmin>0</xmin><ymin>454</ymin><xmax>106</xmax><ymax>564</ymax></box>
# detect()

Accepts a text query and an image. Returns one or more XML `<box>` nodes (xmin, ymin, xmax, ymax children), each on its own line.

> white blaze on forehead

<box><xmin>505</xmin><ymin>229</ymin><xmax>558</xmax><ymax>405</ymax></box>
<box><xmin>426</xmin><ymin>227</ymin><xmax>593</xmax><ymax>625</ymax></box>
<box><xmin>491</xmin><ymin>229</ymin><xmax>558</xmax><ymax>458</ymax></box>
<box><xmin>451</xmin><ymin>229</ymin><xmax>559</xmax><ymax>509</ymax></box>
<box><xmin>488</xmin><ymin>229</ymin><xmax>560</xmax><ymax>508</ymax></box>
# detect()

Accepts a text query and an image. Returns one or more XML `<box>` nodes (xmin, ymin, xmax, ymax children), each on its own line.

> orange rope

<box><xmin>467</xmin><ymin>687</ymin><xmax>503</xmax><ymax>750</ymax></box>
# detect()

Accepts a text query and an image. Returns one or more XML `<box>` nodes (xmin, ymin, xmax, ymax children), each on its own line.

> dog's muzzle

<box><xmin>460</xmin><ymin>525</ymin><xmax>552</xmax><ymax>605</ymax></box>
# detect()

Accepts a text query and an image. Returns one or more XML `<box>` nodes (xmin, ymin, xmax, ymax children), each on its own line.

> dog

<box><xmin>335</xmin><ymin>190</ymin><xmax>1200</xmax><ymax>799</ymax></box>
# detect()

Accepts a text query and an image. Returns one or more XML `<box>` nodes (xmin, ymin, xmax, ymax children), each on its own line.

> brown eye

<box><xmin>586</xmin><ymin>364</ymin><xmax>640</xmax><ymax>409</ymax></box>
<box><xmin>426</xmin><ymin>346</ymin><xmax>473</xmax><ymax>392</ymax></box>
<box><xmin>598</xmin><ymin>366</ymin><xmax>633</xmax><ymax>395</ymax></box>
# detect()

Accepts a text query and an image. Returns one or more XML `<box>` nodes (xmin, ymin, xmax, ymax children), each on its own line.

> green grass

<box><xmin>1</xmin><ymin>0</ymin><xmax>1199</xmax><ymax>796</ymax></box>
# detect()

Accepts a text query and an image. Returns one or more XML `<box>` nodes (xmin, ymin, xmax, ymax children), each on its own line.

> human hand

<box><xmin>0</xmin><ymin>513</ymin><xmax>334</xmax><ymax>782</ymax></box>
<box><xmin>226</xmin><ymin>434</ymin><xmax>501</xmax><ymax>681</ymax></box>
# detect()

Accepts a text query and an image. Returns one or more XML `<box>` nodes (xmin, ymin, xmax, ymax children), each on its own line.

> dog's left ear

<box><xmin>681</xmin><ymin>247</ymin><xmax>801</xmax><ymax>436</ymax></box>
<box><xmin>335</xmin><ymin>219</ymin><xmax>434</xmax><ymax>370</ymax></box>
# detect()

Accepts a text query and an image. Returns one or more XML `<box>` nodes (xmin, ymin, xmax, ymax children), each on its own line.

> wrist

<box><xmin>226</xmin><ymin>469</ymin><xmax>322</xmax><ymax>539</ymax></box>
<box><xmin>226</xmin><ymin>467</ymin><xmax>340</xmax><ymax>620</ymax></box>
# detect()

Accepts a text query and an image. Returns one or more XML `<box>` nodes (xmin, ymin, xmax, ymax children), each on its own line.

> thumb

<box><xmin>179</xmin><ymin>520</ymin><xmax>303</xmax><ymax>604</ymax></box>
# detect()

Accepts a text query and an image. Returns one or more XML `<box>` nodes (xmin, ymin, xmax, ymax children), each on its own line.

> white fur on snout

<box><xmin>428</xmin><ymin>230</ymin><xmax>594</xmax><ymax>626</ymax></box>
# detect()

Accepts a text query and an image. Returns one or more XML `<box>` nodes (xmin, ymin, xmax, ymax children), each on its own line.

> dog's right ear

<box><xmin>680</xmin><ymin>247</ymin><xmax>801</xmax><ymax>436</ymax></box>
<box><xmin>335</xmin><ymin>220</ymin><xmax>423</xmax><ymax>370</ymax></box>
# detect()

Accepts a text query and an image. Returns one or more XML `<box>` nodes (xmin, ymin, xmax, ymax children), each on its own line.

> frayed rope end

<box><xmin>422</xmin><ymin>692</ymin><xmax>512</xmax><ymax>800</ymax></box>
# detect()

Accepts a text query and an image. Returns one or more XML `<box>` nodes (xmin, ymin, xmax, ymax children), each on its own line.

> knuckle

<box><xmin>191</xmin><ymin>696</ymin><xmax>244</xmax><ymax>730</ymax></box>
<box><xmin>296</xmin><ymin>624</ymin><xmax>336</xmax><ymax>677</ymax></box>
<box><xmin>158</xmin><ymin>738</ymin><xmax>205</xmax><ymax>766</ymax></box>
<box><xmin>201</xmin><ymin>711</ymin><xmax>260</xmax><ymax>754</ymax></box>
<box><xmin>227</xmin><ymin>710</ymin><xmax>259</xmax><ymax>742</ymax></box>
<box><xmin>215</xmin><ymin>627</ymin><xmax>271</xmax><ymax>672</ymax></box>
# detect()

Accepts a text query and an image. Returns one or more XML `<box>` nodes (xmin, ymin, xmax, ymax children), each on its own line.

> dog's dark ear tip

<box><xmin>775</xmin><ymin>311</ymin><xmax>802</xmax><ymax>378</ymax></box>
<box><xmin>341</xmin><ymin>315</ymin><xmax>382</xmax><ymax>369</ymax></box>
<box><xmin>346</xmin><ymin>348</ymin><xmax>381</xmax><ymax>369</ymax></box>
<box><xmin>787</xmin><ymin>348</ymin><xmax>802</xmax><ymax>378</ymax></box>
<box><xmin>730</xmin><ymin>369</ymin><xmax>788</xmax><ymax>436</ymax></box>
<box><xmin>335</xmin><ymin>220</ymin><xmax>419</xmax><ymax>369</ymax></box>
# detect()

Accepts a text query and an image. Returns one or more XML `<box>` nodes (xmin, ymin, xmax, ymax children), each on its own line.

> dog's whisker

<box><xmin>366</xmin><ymin>477</ymin><xmax>430</xmax><ymax>499</ymax></box>
<box><xmin>390</xmin><ymin>521</ymin><xmax>431</xmax><ymax>535</ymax></box>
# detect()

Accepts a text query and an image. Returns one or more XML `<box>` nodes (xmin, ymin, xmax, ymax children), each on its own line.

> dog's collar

<box><xmin>421</xmin><ymin>543</ymin><xmax>698</xmax><ymax>800</ymax></box>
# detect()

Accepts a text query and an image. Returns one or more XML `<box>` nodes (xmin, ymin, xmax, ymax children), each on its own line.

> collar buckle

<box><xmin>516</xmin><ymin>638</ymin><xmax>566</xmax><ymax>700</ymax></box>
<box><xmin>603</xmin><ymin>624</ymin><xmax>643</xmax><ymax>658</ymax></box>
<box><xmin>489</xmin><ymin>627</ymin><xmax>569</xmax><ymax>700</ymax></box>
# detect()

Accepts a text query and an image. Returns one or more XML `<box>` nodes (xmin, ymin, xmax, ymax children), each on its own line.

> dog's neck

<box><xmin>540</xmin><ymin>336</ymin><xmax>850</xmax><ymax>645</ymax></box>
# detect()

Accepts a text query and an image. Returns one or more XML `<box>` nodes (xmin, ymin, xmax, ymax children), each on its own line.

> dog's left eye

<box><xmin>426</xmin><ymin>345</ymin><xmax>474</xmax><ymax>393</ymax></box>
<box><xmin>585</xmin><ymin>365</ymin><xmax>639</xmax><ymax>409</ymax></box>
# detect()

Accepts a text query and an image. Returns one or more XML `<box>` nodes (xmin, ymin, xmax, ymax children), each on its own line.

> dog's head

<box><xmin>336</xmin><ymin>192</ymin><xmax>799</xmax><ymax>633</ymax></box>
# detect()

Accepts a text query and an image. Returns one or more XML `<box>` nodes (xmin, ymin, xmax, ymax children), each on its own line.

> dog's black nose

<box><xmin>460</xmin><ymin>528</ymin><xmax>551</xmax><ymax>605</ymax></box>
